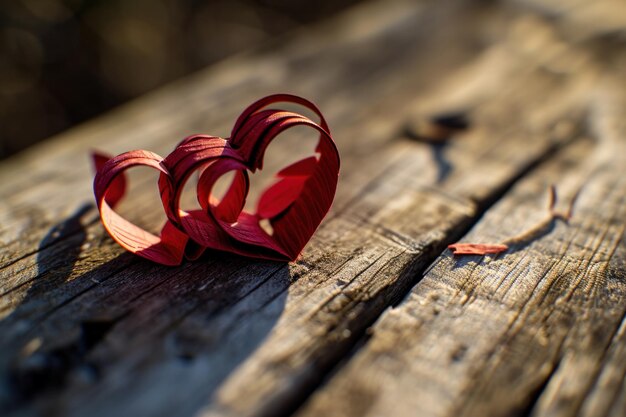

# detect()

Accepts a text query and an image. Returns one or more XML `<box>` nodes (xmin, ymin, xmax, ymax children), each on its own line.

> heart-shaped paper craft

<box><xmin>93</xmin><ymin>94</ymin><xmax>340</xmax><ymax>266</ymax></box>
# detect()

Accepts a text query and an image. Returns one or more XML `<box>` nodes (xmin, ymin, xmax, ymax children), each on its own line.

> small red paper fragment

<box><xmin>92</xmin><ymin>94</ymin><xmax>340</xmax><ymax>266</ymax></box>
<box><xmin>91</xmin><ymin>151</ymin><xmax>126</xmax><ymax>207</ymax></box>
<box><xmin>447</xmin><ymin>243</ymin><xmax>509</xmax><ymax>255</ymax></box>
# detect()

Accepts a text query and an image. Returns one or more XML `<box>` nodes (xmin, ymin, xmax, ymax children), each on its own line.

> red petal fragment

<box><xmin>256</xmin><ymin>157</ymin><xmax>318</xmax><ymax>219</ymax></box>
<box><xmin>276</xmin><ymin>156</ymin><xmax>318</xmax><ymax>177</ymax></box>
<box><xmin>447</xmin><ymin>243</ymin><xmax>509</xmax><ymax>255</ymax></box>
<box><xmin>257</xmin><ymin>176</ymin><xmax>308</xmax><ymax>219</ymax></box>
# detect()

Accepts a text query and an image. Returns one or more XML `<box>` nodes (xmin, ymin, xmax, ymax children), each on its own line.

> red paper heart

<box><xmin>93</xmin><ymin>94</ymin><xmax>340</xmax><ymax>265</ymax></box>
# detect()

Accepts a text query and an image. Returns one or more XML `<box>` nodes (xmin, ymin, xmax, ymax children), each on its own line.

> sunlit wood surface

<box><xmin>1</xmin><ymin>0</ymin><xmax>625</xmax><ymax>416</ymax></box>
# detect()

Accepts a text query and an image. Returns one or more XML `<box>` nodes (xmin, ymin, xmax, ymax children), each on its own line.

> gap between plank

<box><xmin>276</xmin><ymin>130</ymin><xmax>585</xmax><ymax>417</ymax></box>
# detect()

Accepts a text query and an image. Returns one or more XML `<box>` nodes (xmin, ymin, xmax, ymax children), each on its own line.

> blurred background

<box><xmin>0</xmin><ymin>0</ymin><xmax>363</xmax><ymax>159</ymax></box>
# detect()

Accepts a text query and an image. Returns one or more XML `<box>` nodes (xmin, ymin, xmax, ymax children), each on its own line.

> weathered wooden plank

<box><xmin>295</xmin><ymin>76</ymin><xmax>626</xmax><ymax>417</ymax></box>
<box><xmin>1</xmin><ymin>1</ymin><xmax>621</xmax><ymax>417</ymax></box>
<box><xmin>0</xmin><ymin>0</ymin><xmax>503</xmax><ymax>333</ymax></box>
<box><xmin>0</xmin><ymin>0</ymin><xmax>485</xmax><ymax>273</ymax></box>
<box><xmin>0</xmin><ymin>4</ymin><xmax>494</xmax><ymax>414</ymax></box>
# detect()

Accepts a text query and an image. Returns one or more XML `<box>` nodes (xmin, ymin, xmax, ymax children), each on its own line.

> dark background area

<box><xmin>0</xmin><ymin>0</ymin><xmax>362</xmax><ymax>159</ymax></box>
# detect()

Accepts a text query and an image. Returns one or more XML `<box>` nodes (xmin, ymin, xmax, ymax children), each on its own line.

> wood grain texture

<box><xmin>296</xmin><ymin>52</ymin><xmax>626</xmax><ymax>417</ymax></box>
<box><xmin>1</xmin><ymin>0</ymin><xmax>625</xmax><ymax>416</ymax></box>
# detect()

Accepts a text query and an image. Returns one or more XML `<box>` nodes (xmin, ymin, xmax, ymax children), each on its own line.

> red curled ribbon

<box><xmin>93</xmin><ymin>94</ymin><xmax>340</xmax><ymax>265</ymax></box>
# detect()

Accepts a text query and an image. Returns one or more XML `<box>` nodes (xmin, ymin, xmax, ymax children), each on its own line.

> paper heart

<box><xmin>93</xmin><ymin>94</ymin><xmax>340</xmax><ymax>265</ymax></box>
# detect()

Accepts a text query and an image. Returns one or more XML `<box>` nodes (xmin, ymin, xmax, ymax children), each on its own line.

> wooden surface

<box><xmin>1</xmin><ymin>0</ymin><xmax>625</xmax><ymax>416</ymax></box>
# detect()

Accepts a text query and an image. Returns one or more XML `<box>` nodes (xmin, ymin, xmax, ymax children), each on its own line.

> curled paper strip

<box><xmin>447</xmin><ymin>243</ymin><xmax>508</xmax><ymax>255</ymax></box>
<box><xmin>93</xmin><ymin>94</ymin><xmax>340</xmax><ymax>266</ymax></box>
